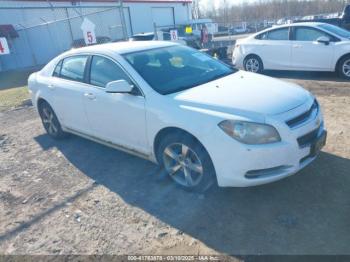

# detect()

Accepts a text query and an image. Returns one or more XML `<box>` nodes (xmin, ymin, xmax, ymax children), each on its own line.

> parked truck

<box><xmin>295</xmin><ymin>4</ymin><xmax>350</xmax><ymax>30</ymax></box>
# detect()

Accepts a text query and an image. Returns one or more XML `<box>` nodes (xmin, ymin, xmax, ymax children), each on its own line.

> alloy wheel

<box><xmin>41</xmin><ymin>106</ymin><xmax>58</xmax><ymax>135</ymax></box>
<box><xmin>245</xmin><ymin>58</ymin><xmax>260</xmax><ymax>73</ymax></box>
<box><xmin>342</xmin><ymin>59</ymin><xmax>350</xmax><ymax>77</ymax></box>
<box><xmin>163</xmin><ymin>143</ymin><xmax>204</xmax><ymax>187</ymax></box>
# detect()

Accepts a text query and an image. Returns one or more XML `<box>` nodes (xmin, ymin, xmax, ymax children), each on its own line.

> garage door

<box><xmin>151</xmin><ymin>7</ymin><xmax>175</xmax><ymax>27</ymax></box>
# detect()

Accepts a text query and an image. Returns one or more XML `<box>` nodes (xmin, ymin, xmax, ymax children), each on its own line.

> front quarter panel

<box><xmin>145</xmin><ymin>93</ymin><xmax>259</xmax><ymax>186</ymax></box>
<box><xmin>333</xmin><ymin>41</ymin><xmax>350</xmax><ymax>70</ymax></box>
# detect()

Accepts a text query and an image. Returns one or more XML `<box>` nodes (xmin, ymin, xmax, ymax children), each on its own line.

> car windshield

<box><xmin>317</xmin><ymin>23</ymin><xmax>350</xmax><ymax>39</ymax></box>
<box><xmin>123</xmin><ymin>45</ymin><xmax>237</xmax><ymax>95</ymax></box>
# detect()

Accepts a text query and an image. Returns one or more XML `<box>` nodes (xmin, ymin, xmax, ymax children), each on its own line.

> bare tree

<box><xmin>203</xmin><ymin>0</ymin><xmax>348</xmax><ymax>24</ymax></box>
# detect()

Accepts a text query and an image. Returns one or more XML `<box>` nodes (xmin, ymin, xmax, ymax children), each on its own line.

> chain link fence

<box><xmin>215</xmin><ymin>20</ymin><xmax>277</xmax><ymax>37</ymax></box>
<box><xmin>0</xmin><ymin>3</ymin><xmax>128</xmax><ymax>71</ymax></box>
<box><xmin>154</xmin><ymin>21</ymin><xmax>235</xmax><ymax>63</ymax></box>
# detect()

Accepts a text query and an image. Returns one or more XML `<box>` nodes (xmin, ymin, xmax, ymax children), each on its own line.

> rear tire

<box><xmin>38</xmin><ymin>101</ymin><xmax>67</xmax><ymax>139</ymax></box>
<box><xmin>244</xmin><ymin>55</ymin><xmax>263</xmax><ymax>73</ymax></box>
<box><xmin>337</xmin><ymin>55</ymin><xmax>350</xmax><ymax>79</ymax></box>
<box><xmin>158</xmin><ymin>133</ymin><xmax>216</xmax><ymax>192</ymax></box>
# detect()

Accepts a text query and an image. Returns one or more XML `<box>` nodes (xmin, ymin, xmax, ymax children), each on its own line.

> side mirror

<box><xmin>105</xmin><ymin>79</ymin><xmax>133</xmax><ymax>93</ymax></box>
<box><xmin>316</xmin><ymin>36</ymin><xmax>330</xmax><ymax>45</ymax></box>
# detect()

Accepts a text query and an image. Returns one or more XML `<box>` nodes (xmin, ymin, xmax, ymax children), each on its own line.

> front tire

<box><xmin>158</xmin><ymin>133</ymin><xmax>216</xmax><ymax>192</ymax></box>
<box><xmin>338</xmin><ymin>55</ymin><xmax>350</xmax><ymax>79</ymax></box>
<box><xmin>38</xmin><ymin>101</ymin><xmax>67</xmax><ymax>139</ymax></box>
<box><xmin>244</xmin><ymin>55</ymin><xmax>263</xmax><ymax>73</ymax></box>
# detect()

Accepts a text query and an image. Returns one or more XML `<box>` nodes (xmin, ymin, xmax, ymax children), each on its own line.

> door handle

<box><xmin>293</xmin><ymin>44</ymin><xmax>302</xmax><ymax>48</ymax></box>
<box><xmin>47</xmin><ymin>84</ymin><xmax>55</xmax><ymax>90</ymax></box>
<box><xmin>84</xmin><ymin>93</ymin><xmax>96</xmax><ymax>100</ymax></box>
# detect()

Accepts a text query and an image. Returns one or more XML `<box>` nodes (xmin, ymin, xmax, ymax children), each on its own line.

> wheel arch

<box><xmin>243</xmin><ymin>53</ymin><xmax>264</xmax><ymax>69</ymax></box>
<box><xmin>37</xmin><ymin>97</ymin><xmax>49</xmax><ymax>110</ymax></box>
<box><xmin>335</xmin><ymin>53</ymin><xmax>350</xmax><ymax>71</ymax></box>
<box><xmin>153</xmin><ymin>126</ymin><xmax>209</xmax><ymax>164</ymax></box>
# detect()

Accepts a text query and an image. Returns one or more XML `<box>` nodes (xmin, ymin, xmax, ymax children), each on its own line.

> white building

<box><xmin>0</xmin><ymin>0</ymin><xmax>192</xmax><ymax>71</ymax></box>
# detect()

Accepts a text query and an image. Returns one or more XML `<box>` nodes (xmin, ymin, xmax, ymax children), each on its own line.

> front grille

<box><xmin>297</xmin><ymin>126</ymin><xmax>320</xmax><ymax>148</ymax></box>
<box><xmin>286</xmin><ymin>99</ymin><xmax>318</xmax><ymax>128</ymax></box>
<box><xmin>245</xmin><ymin>165</ymin><xmax>292</xmax><ymax>179</ymax></box>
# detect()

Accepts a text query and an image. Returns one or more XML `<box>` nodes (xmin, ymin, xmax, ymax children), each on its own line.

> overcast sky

<box><xmin>199</xmin><ymin>0</ymin><xmax>256</xmax><ymax>9</ymax></box>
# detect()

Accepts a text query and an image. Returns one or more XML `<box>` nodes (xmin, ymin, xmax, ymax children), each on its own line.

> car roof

<box><xmin>67</xmin><ymin>41</ymin><xmax>177</xmax><ymax>56</ymax></box>
<box><xmin>270</xmin><ymin>22</ymin><xmax>324</xmax><ymax>29</ymax></box>
<box><xmin>290</xmin><ymin>22</ymin><xmax>325</xmax><ymax>27</ymax></box>
<box><xmin>252</xmin><ymin>22</ymin><xmax>325</xmax><ymax>37</ymax></box>
<box><xmin>132</xmin><ymin>32</ymin><xmax>154</xmax><ymax>37</ymax></box>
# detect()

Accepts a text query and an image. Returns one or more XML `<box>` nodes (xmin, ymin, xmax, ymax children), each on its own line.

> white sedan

<box><xmin>28</xmin><ymin>41</ymin><xmax>326</xmax><ymax>191</ymax></box>
<box><xmin>232</xmin><ymin>22</ymin><xmax>350</xmax><ymax>79</ymax></box>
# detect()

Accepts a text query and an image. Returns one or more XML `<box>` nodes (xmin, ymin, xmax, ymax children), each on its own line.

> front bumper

<box><xmin>232</xmin><ymin>47</ymin><xmax>244</xmax><ymax>69</ymax></box>
<box><xmin>204</xmin><ymin>99</ymin><xmax>326</xmax><ymax>187</ymax></box>
<box><xmin>244</xmin><ymin>129</ymin><xmax>326</xmax><ymax>180</ymax></box>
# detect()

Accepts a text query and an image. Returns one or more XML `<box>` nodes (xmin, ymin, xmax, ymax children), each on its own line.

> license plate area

<box><xmin>310</xmin><ymin>131</ymin><xmax>327</xmax><ymax>157</ymax></box>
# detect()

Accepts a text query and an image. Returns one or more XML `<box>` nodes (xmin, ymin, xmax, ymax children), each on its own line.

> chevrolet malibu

<box><xmin>28</xmin><ymin>41</ymin><xmax>326</xmax><ymax>191</ymax></box>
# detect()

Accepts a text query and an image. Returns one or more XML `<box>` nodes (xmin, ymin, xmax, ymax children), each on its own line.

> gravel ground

<box><xmin>0</xmin><ymin>71</ymin><xmax>350</xmax><ymax>256</ymax></box>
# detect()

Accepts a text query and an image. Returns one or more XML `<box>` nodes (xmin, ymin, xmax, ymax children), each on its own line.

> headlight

<box><xmin>218</xmin><ymin>120</ymin><xmax>281</xmax><ymax>145</ymax></box>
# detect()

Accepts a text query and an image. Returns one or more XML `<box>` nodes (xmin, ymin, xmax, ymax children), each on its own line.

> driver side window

<box><xmin>89</xmin><ymin>56</ymin><xmax>132</xmax><ymax>88</ymax></box>
<box><xmin>295</xmin><ymin>27</ymin><xmax>330</xmax><ymax>41</ymax></box>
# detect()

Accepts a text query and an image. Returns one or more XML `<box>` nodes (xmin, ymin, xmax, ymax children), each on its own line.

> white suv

<box><xmin>29</xmin><ymin>41</ymin><xmax>326</xmax><ymax>191</ymax></box>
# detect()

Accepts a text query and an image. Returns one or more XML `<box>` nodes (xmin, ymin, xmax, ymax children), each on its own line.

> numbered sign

<box><xmin>0</xmin><ymin>37</ymin><xmax>10</xmax><ymax>55</ymax></box>
<box><xmin>80</xmin><ymin>18</ymin><xmax>97</xmax><ymax>45</ymax></box>
<box><xmin>170</xmin><ymin>30</ymin><xmax>178</xmax><ymax>41</ymax></box>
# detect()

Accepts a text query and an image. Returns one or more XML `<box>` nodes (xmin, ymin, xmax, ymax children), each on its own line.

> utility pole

<box><xmin>224</xmin><ymin>0</ymin><xmax>228</xmax><ymax>26</ymax></box>
<box><xmin>118</xmin><ymin>0</ymin><xmax>128</xmax><ymax>40</ymax></box>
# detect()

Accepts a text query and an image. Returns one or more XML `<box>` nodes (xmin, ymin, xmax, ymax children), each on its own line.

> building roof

<box><xmin>12</xmin><ymin>0</ymin><xmax>192</xmax><ymax>3</ymax></box>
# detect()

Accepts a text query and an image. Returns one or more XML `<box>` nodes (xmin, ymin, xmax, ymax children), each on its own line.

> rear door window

<box><xmin>60</xmin><ymin>56</ymin><xmax>88</xmax><ymax>82</ymax></box>
<box><xmin>257</xmin><ymin>27</ymin><xmax>289</xmax><ymax>40</ymax></box>
<box><xmin>266</xmin><ymin>28</ymin><xmax>289</xmax><ymax>40</ymax></box>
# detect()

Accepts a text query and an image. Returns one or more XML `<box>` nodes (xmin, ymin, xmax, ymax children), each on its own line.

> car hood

<box><xmin>171</xmin><ymin>71</ymin><xmax>310</xmax><ymax>118</ymax></box>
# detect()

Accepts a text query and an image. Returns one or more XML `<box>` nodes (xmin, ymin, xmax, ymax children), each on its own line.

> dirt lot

<box><xmin>0</xmin><ymin>71</ymin><xmax>350</xmax><ymax>256</ymax></box>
